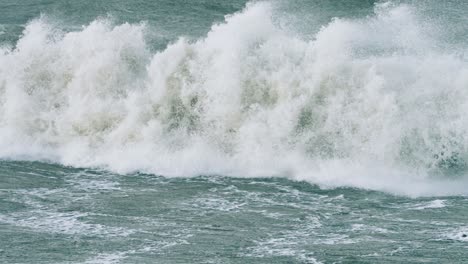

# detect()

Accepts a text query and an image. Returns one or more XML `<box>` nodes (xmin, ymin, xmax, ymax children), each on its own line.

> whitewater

<box><xmin>1</xmin><ymin>1</ymin><xmax>468</xmax><ymax>196</ymax></box>
<box><xmin>2</xmin><ymin>1</ymin><xmax>468</xmax><ymax>263</ymax></box>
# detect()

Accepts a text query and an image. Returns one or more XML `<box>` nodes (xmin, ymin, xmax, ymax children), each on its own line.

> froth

<box><xmin>0</xmin><ymin>2</ymin><xmax>467</xmax><ymax>196</ymax></box>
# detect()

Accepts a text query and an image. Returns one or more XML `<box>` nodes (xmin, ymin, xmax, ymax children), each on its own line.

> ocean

<box><xmin>1</xmin><ymin>0</ymin><xmax>468</xmax><ymax>263</ymax></box>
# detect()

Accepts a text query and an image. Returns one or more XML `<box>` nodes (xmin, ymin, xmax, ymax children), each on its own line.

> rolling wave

<box><xmin>1</xmin><ymin>1</ymin><xmax>467</xmax><ymax>196</ymax></box>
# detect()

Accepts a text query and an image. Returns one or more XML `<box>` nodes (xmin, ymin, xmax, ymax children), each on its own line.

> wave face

<box><xmin>1</xmin><ymin>1</ymin><xmax>468</xmax><ymax>196</ymax></box>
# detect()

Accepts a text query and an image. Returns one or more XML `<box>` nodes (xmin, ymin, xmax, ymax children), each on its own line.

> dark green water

<box><xmin>1</xmin><ymin>0</ymin><xmax>468</xmax><ymax>263</ymax></box>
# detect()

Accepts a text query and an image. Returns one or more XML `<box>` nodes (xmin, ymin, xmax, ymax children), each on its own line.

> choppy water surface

<box><xmin>1</xmin><ymin>161</ymin><xmax>468</xmax><ymax>263</ymax></box>
<box><xmin>1</xmin><ymin>0</ymin><xmax>468</xmax><ymax>262</ymax></box>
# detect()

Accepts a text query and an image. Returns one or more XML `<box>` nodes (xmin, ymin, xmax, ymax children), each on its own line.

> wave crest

<box><xmin>1</xmin><ymin>2</ymin><xmax>467</xmax><ymax>196</ymax></box>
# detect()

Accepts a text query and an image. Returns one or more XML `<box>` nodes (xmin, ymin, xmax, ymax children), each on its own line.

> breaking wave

<box><xmin>1</xmin><ymin>1</ymin><xmax>468</xmax><ymax>196</ymax></box>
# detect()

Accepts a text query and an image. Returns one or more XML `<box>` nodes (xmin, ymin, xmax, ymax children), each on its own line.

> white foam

<box><xmin>84</xmin><ymin>252</ymin><xmax>128</xmax><ymax>264</ymax></box>
<box><xmin>0</xmin><ymin>210</ymin><xmax>133</xmax><ymax>236</ymax></box>
<box><xmin>412</xmin><ymin>199</ymin><xmax>447</xmax><ymax>210</ymax></box>
<box><xmin>351</xmin><ymin>224</ymin><xmax>391</xmax><ymax>233</ymax></box>
<box><xmin>0</xmin><ymin>2</ymin><xmax>468</xmax><ymax>196</ymax></box>
<box><xmin>445</xmin><ymin>226</ymin><xmax>468</xmax><ymax>242</ymax></box>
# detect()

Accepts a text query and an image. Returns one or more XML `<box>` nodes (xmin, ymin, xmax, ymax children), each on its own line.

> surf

<box><xmin>0</xmin><ymin>1</ymin><xmax>467</xmax><ymax>196</ymax></box>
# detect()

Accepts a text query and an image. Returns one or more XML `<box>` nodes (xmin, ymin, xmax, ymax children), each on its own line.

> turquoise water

<box><xmin>2</xmin><ymin>161</ymin><xmax>468</xmax><ymax>263</ymax></box>
<box><xmin>1</xmin><ymin>0</ymin><xmax>468</xmax><ymax>263</ymax></box>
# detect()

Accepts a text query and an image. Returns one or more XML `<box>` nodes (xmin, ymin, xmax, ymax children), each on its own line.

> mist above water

<box><xmin>0</xmin><ymin>1</ymin><xmax>467</xmax><ymax>196</ymax></box>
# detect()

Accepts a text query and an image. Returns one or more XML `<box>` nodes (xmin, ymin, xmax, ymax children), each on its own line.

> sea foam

<box><xmin>0</xmin><ymin>2</ymin><xmax>467</xmax><ymax>196</ymax></box>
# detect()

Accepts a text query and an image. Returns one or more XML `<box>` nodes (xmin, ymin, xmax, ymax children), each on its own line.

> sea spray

<box><xmin>0</xmin><ymin>2</ymin><xmax>467</xmax><ymax>196</ymax></box>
